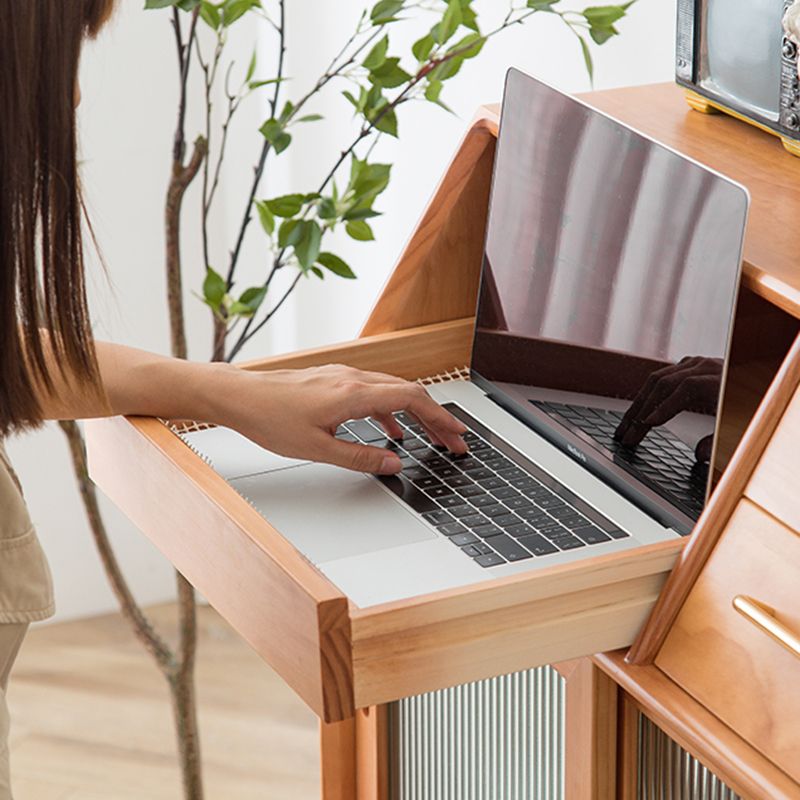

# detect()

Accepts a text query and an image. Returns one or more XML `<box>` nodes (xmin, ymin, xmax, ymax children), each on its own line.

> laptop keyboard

<box><xmin>336</xmin><ymin>404</ymin><xmax>628</xmax><ymax>569</ymax></box>
<box><xmin>532</xmin><ymin>400</ymin><xmax>707</xmax><ymax>519</ymax></box>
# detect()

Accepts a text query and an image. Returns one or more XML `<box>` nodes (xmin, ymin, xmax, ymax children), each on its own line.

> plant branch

<box><xmin>222</xmin><ymin>10</ymin><xmax>382</xmax><ymax>296</ymax></box>
<box><xmin>59</xmin><ymin>420</ymin><xmax>176</xmax><ymax>671</ymax></box>
<box><xmin>166</xmin><ymin>137</ymin><xmax>208</xmax><ymax>360</ymax></box>
<box><xmin>172</xmin><ymin>7</ymin><xmax>200</xmax><ymax>164</ymax></box>
<box><xmin>226</xmin><ymin>270</ymin><xmax>303</xmax><ymax>361</ymax></box>
<box><xmin>223</xmin><ymin>0</ymin><xmax>286</xmax><ymax>290</ymax></box>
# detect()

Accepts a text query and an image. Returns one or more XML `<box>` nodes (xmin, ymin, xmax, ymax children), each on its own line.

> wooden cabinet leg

<box><xmin>565</xmin><ymin>658</ymin><xmax>618</xmax><ymax>800</ymax></box>
<box><xmin>320</xmin><ymin>706</ymin><xmax>389</xmax><ymax>800</ymax></box>
<box><xmin>356</xmin><ymin>705</ymin><xmax>389</xmax><ymax>800</ymax></box>
<box><xmin>320</xmin><ymin>717</ymin><xmax>356</xmax><ymax>800</ymax></box>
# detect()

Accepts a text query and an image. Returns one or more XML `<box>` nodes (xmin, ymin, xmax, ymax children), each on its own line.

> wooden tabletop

<box><xmin>489</xmin><ymin>82</ymin><xmax>800</xmax><ymax>319</ymax></box>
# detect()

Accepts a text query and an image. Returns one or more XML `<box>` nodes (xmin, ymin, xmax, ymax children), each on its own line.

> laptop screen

<box><xmin>471</xmin><ymin>70</ymin><xmax>749</xmax><ymax>531</ymax></box>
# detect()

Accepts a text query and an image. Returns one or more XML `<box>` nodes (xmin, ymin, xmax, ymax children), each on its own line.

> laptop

<box><xmin>182</xmin><ymin>70</ymin><xmax>749</xmax><ymax>608</ymax></box>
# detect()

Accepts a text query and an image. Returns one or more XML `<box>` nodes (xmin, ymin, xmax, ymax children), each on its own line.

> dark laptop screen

<box><xmin>471</xmin><ymin>70</ymin><xmax>748</xmax><ymax>530</ymax></box>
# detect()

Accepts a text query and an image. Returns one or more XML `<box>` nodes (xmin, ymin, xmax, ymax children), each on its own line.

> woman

<box><xmin>0</xmin><ymin>3</ymin><xmax>466</xmax><ymax>795</ymax></box>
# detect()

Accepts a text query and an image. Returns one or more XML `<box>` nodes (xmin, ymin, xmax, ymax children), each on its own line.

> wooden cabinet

<box><xmin>657</xmin><ymin>499</ymin><xmax>800</xmax><ymax>783</ymax></box>
<box><xmin>748</xmin><ymin>385</ymin><xmax>800</xmax><ymax>533</ymax></box>
<box><xmin>592</xmin><ymin>335</ymin><xmax>800</xmax><ymax>800</ymax></box>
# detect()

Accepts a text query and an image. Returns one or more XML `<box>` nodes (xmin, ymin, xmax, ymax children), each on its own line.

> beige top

<box><xmin>0</xmin><ymin>442</ymin><xmax>54</xmax><ymax>623</ymax></box>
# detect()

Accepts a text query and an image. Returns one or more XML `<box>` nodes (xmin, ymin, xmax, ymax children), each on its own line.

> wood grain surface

<box><xmin>656</xmin><ymin>499</ymin><xmax>800</xmax><ymax>783</ymax></box>
<box><xmin>595</xmin><ymin>650</ymin><xmax>800</xmax><ymax>800</ymax></box>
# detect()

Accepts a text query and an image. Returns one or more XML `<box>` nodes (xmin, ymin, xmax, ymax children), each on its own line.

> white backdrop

<box><xmin>6</xmin><ymin>0</ymin><xmax>677</xmax><ymax>622</ymax></box>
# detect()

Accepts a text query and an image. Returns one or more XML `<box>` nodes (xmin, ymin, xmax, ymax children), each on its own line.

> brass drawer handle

<box><xmin>733</xmin><ymin>595</ymin><xmax>800</xmax><ymax>659</ymax></box>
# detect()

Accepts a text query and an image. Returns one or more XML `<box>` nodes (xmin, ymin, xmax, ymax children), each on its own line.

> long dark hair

<box><xmin>0</xmin><ymin>0</ymin><xmax>115</xmax><ymax>436</ymax></box>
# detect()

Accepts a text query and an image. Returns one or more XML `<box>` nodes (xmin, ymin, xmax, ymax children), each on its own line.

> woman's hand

<box><xmin>37</xmin><ymin>341</ymin><xmax>467</xmax><ymax>476</ymax></box>
<box><xmin>212</xmin><ymin>364</ymin><xmax>468</xmax><ymax>475</ymax></box>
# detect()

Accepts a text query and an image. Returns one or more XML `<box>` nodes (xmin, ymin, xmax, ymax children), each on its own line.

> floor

<box><xmin>6</xmin><ymin>603</ymin><xmax>320</xmax><ymax>799</ymax></box>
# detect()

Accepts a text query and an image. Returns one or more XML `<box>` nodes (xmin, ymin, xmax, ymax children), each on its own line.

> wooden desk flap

<box><xmin>87</xmin><ymin>322</ymin><xmax>682</xmax><ymax>721</ymax></box>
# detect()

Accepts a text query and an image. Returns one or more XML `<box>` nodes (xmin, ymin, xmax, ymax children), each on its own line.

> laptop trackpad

<box><xmin>230</xmin><ymin>463</ymin><xmax>436</xmax><ymax>564</ymax></box>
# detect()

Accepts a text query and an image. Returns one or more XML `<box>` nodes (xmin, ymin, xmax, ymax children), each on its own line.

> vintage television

<box><xmin>676</xmin><ymin>0</ymin><xmax>800</xmax><ymax>156</ymax></box>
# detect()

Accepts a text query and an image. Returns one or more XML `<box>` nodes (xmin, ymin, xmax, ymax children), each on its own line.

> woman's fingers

<box><xmin>320</xmin><ymin>436</ymin><xmax>403</xmax><ymax>475</ymax></box>
<box><xmin>372</xmin><ymin>412</ymin><xmax>404</xmax><ymax>440</ymax></box>
<box><xmin>398</xmin><ymin>386</ymin><xmax>468</xmax><ymax>453</ymax></box>
<box><xmin>341</xmin><ymin>382</ymin><xmax>468</xmax><ymax>454</ymax></box>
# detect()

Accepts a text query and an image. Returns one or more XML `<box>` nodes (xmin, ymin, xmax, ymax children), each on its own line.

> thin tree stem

<box><xmin>172</xmin><ymin>571</ymin><xmax>202</xmax><ymax>797</ymax></box>
<box><xmin>58</xmin><ymin>420</ymin><xmax>175</xmax><ymax>672</ymax></box>
<box><xmin>226</xmin><ymin>270</ymin><xmax>302</xmax><ymax>361</ymax></box>
<box><xmin>223</xmin><ymin>0</ymin><xmax>285</xmax><ymax>290</ymax></box>
<box><xmin>166</xmin><ymin>138</ymin><xmax>207</xmax><ymax>360</ymax></box>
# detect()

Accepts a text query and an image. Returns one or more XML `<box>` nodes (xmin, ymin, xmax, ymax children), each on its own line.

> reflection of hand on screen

<box><xmin>614</xmin><ymin>356</ymin><xmax>723</xmax><ymax>454</ymax></box>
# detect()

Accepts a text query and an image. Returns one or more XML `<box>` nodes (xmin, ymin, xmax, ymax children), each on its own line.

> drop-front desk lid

<box><xmin>85</xmin><ymin>319</ymin><xmax>681</xmax><ymax>723</ymax></box>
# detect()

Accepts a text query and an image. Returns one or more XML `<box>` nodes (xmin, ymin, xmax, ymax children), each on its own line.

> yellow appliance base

<box><xmin>684</xmin><ymin>89</ymin><xmax>800</xmax><ymax>158</ymax></box>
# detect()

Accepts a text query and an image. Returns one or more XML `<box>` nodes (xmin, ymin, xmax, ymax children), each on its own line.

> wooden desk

<box><xmin>86</xmin><ymin>82</ymin><xmax>800</xmax><ymax>799</ymax></box>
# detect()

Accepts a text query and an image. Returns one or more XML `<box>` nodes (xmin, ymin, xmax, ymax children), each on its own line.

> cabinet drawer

<box><xmin>657</xmin><ymin>499</ymin><xmax>800</xmax><ymax>781</ymax></box>
<box><xmin>748</xmin><ymin>384</ymin><xmax>800</xmax><ymax>533</ymax></box>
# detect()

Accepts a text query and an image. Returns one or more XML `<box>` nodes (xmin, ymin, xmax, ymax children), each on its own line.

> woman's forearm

<box><xmin>38</xmin><ymin>339</ymin><xmax>237</xmax><ymax>425</ymax></box>
<box><xmin>36</xmin><ymin>337</ymin><xmax>467</xmax><ymax>475</ymax></box>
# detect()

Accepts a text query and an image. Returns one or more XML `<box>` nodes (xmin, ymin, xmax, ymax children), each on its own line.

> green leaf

<box><xmin>199</xmin><ymin>1</ymin><xmax>221</xmax><ymax>27</ymax></box>
<box><xmin>265</xmin><ymin>193</ymin><xmax>305</xmax><ymax>217</ymax></box>
<box><xmin>317</xmin><ymin>197</ymin><xmax>338</xmax><ymax>220</ymax></box>
<box><xmin>203</xmin><ymin>267</ymin><xmax>226</xmax><ymax>308</ymax></box>
<box><xmin>429</xmin><ymin>54</ymin><xmax>465</xmax><ymax>82</ymax></box>
<box><xmin>342</xmin><ymin>207</ymin><xmax>381</xmax><ymax>221</ymax></box>
<box><xmin>296</xmin><ymin>113</ymin><xmax>324</xmax><ymax>123</ymax></box>
<box><xmin>345</xmin><ymin>220</ymin><xmax>375</xmax><ymax>241</ymax></box>
<box><xmin>259</xmin><ymin>118</ymin><xmax>292</xmax><ymax>154</ymax></box>
<box><xmin>578</xmin><ymin>35</ymin><xmax>594</xmax><ymax>82</ymax></box>
<box><xmin>425</xmin><ymin>79</ymin><xmax>444</xmax><ymax>103</ymax></box>
<box><xmin>254</xmin><ymin>200</ymin><xmax>275</xmax><ymax>235</ymax></box>
<box><xmin>279</xmin><ymin>100</ymin><xmax>295</xmax><ymax>123</ymax></box>
<box><xmin>144</xmin><ymin>0</ymin><xmax>182</xmax><ymax>8</ymax></box>
<box><xmin>582</xmin><ymin>4</ymin><xmax>627</xmax><ymax>26</ymax></box>
<box><xmin>374</xmin><ymin>107</ymin><xmax>398</xmax><ymax>136</ymax></box>
<box><xmin>526</xmin><ymin>0</ymin><xmax>559</xmax><ymax>8</ymax></box>
<box><xmin>294</xmin><ymin>221</ymin><xmax>322</xmax><ymax>270</ymax></box>
<box><xmin>434</xmin><ymin>0</ymin><xmax>462</xmax><ymax>44</ymax></box>
<box><xmin>342</xmin><ymin>89</ymin><xmax>361</xmax><ymax>112</ymax></box>
<box><xmin>363</xmin><ymin>35</ymin><xmax>389</xmax><ymax>71</ymax></box>
<box><xmin>259</xmin><ymin>117</ymin><xmax>282</xmax><ymax>140</ymax></box>
<box><xmin>363</xmin><ymin>84</ymin><xmax>388</xmax><ymax>115</ymax></box>
<box><xmin>412</xmin><ymin>33</ymin><xmax>435</xmax><ymax>62</ymax></box>
<box><xmin>449</xmin><ymin>32</ymin><xmax>485</xmax><ymax>60</ymax></box>
<box><xmin>461</xmin><ymin>3</ymin><xmax>480</xmax><ymax>32</ymax></box>
<box><xmin>245</xmin><ymin>49</ymin><xmax>257</xmax><ymax>82</ymax></box>
<box><xmin>317</xmin><ymin>252</ymin><xmax>357</xmax><ymax>279</ymax></box>
<box><xmin>221</xmin><ymin>0</ymin><xmax>260</xmax><ymax>26</ymax></box>
<box><xmin>349</xmin><ymin>159</ymin><xmax>392</xmax><ymax>201</ymax></box>
<box><xmin>230</xmin><ymin>285</ymin><xmax>267</xmax><ymax>316</ymax></box>
<box><xmin>589</xmin><ymin>24</ymin><xmax>617</xmax><ymax>44</ymax></box>
<box><xmin>310</xmin><ymin>266</ymin><xmax>325</xmax><ymax>279</ymax></box>
<box><xmin>278</xmin><ymin>218</ymin><xmax>303</xmax><ymax>248</ymax></box>
<box><xmin>248</xmin><ymin>77</ymin><xmax>288</xmax><ymax>90</ymax></box>
<box><xmin>369</xmin><ymin>57</ymin><xmax>412</xmax><ymax>89</ymax></box>
<box><xmin>371</xmin><ymin>0</ymin><xmax>404</xmax><ymax>24</ymax></box>
<box><xmin>273</xmin><ymin>132</ymin><xmax>291</xmax><ymax>153</ymax></box>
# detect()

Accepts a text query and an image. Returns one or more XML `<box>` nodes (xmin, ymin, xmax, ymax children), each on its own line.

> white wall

<box><xmin>6</xmin><ymin>0</ymin><xmax>677</xmax><ymax>622</ymax></box>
